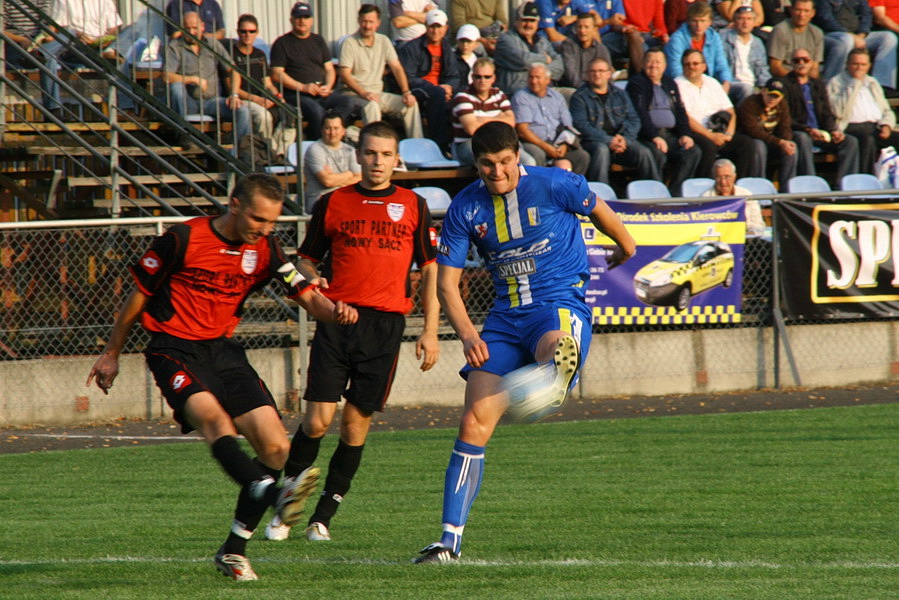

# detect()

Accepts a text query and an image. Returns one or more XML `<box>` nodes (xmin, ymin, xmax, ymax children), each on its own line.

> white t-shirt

<box><xmin>50</xmin><ymin>0</ymin><xmax>121</xmax><ymax>37</ymax></box>
<box><xmin>676</xmin><ymin>74</ymin><xmax>734</xmax><ymax>128</ymax></box>
<box><xmin>733</xmin><ymin>36</ymin><xmax>755</xmax><ymax>85</ymax></box>
<box><xmin>390</xmin><ymin>0</ymin><xmax>432</xmax><ymax>42</ymax></box>
<box><xmin>847</xmin><ymin>82</ymin><xmax>884</xmax><ymax>124</ymax></box>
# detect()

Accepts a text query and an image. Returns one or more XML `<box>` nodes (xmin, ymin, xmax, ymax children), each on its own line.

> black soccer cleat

<box><xmin>413</xmin><ymin>542</ymin><xmax>459</xmax><ymax>564</ymax></box>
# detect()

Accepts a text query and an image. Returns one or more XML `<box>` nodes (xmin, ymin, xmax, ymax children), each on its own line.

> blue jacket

<box><xmin>720</xmin><ymin>29</ymin><xmax>772</xmax><ymax>87</ymax></box>
<box><xmin>664</xmin><ymin>23</ymin><xmax>732</xmax><ymax>83</ymax></box>
<box><xmin>625</xmin><ymin>72</ymin><xmax>693</xmax><ymax>140</ymax></box>
<box><xmin>397</xmin><ymin>34</ymin><xmax>462</xmax><ymax>93</ymax></box>
<box><xmin>569</xmin><ymin>83</ymin><xmax>641</xmax><ymax>144</ymax></box>
<box><xmin>812</xmin><ymin>0</ymin><xmax>872</xmax><ymax>34</ymax></box>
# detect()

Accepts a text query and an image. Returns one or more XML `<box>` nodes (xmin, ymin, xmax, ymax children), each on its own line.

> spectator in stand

<box><xmin>781</xmin><ymin>47</ymin><xmax>859</xmax><ymax>181</ymax></box>
<box><xmin>701</xmin><ymin>158</ymin><xmax>766</xmax><ymax>236</ymax></box>
<box><xmin>559</xmin><ymin>12</ymin><xmax>612</xmax><ymax>90</ymax></box>
<box><xmin>627</xmin><ymin>47</ymin><xmax>701</xmax><ymax>196</ymax></box>
<box><xmin>269</xmin><ymin>2</ymin><xmax>356</xmax><ymax>143</ymax></box>
<box><xmin>827</xmin><ymin>47</ymin><xmax>899</xmax><ymax>174</ymax></box>
<box><xmin>665</xmin><ymin>0</ymin><xmax>698</xmax><ymax>35</ymax></box>
<box><xmin>736</xmin><ymin>79</ymin><xmax>799</xmax><ymax>185</ymax></box>
<box><xmin>622</xmin><ymin>0</ymin><xmax>670</xmax><ymax>48</ymax></box>
<box><xmin>665</xmin><ymin>1</ymin><xmax>733</xmax><ymax>92</ymax></box>
<box><xmin>494</xmin><ymin>2</ymin><xmax>563</xmax><ymax>96</ymax></box>
<box><xmin>512</xmin><ymin>63</ymin><xmax>590</xmax><ymax>174</ymax></box>
<box><xmin>303</xmin><ymin>112</ymin><xmax>361</xmax><ymax>213</ymax></box>
<box><xmin>450</xmin><ymin>57</ymin><xmax>535</xmax><ymax>165</ymax></box>
<box><xmin>758</xmin><ymin>0</ymin><xmax>788</xmax><ymax>31</ymax></box>
<box><xmin>40</xmin><ymin>0</ymin><xmax>123</xmax><ymax>119</ymax></box>
<box><xmin>872</xmin><ymin>0</ymin><xmax>899</xmax><ymax>40</ymax></box>
<box><xmin>570</xmin><ymin>57</ymin><xmax>660</xmax><ymax>184</ymax></box>
<box><xmin>596</xmin><ymin>0</ymin><xmax>647</xmax><ymax>74</ymax></box>
<box><xmin>676</xmin><ymin>48</ymin><xmax>759</xmax><ymax>177</ymax></box>
<box><xmin>710</xmin><ymin>0</ymin><xmax>764</xmax><ymax>30</ymax></box>
<box><xmin>163</xmin><ymin>12</ymin><xmax>251</xmax><ymax>148</ymax></box>
<box><xmin>813</xmin><ymin>0</ymin><xmax>897</xmax><ymax>90</ymax></box>
<box><xmin>227</xmin><ymin>15</ymin><xmax>280</xmax><ymax>150</ymax></box>
<box><xmin>165</xmin><ymin>0</ymin><xmax>224</xmax><ymax>39</ymax></box>
<box><xmin>454</xmin><ymin>24</ymin><xmax>483</xmax><ymax>85</ymax></box>
<box><xmin>721</xmin><ymin>6</ymin><xmax>773</xmax><ymax>106</ymax></box>
<box><xmin>390</xmin><ymin>0</ymin><xmax>437</xmax><ymax>45</ymax></box>
<box><xmin>3</xmin><ymin>0</ymin><xmax>49</xmax><ymax>70</ymax></box>
<box><xmin>450</xmin><ymin>0</ymin><xmax>507</xmax><ymax>33</ymax></box>
<box><xmin>536</xmin><ymin>0</ymin><xmax>598</xmax><ymax>44</ymax></box>
<box><xmin>767</xmin><ymin>0</ymin><xmax>823</xmax><ymax>78</ymax></box>
<box><xmin>398</xmin><ymin>9</ymin><xmax>461</xmax><ymax>156</ymax></box>
<box><xmin>338</xmin><ymin>4</ymin><xmax>423</xmax><ymax>139</ymax></box>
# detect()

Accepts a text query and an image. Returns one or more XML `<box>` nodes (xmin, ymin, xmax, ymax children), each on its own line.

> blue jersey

<box><xmin>437</xmin><ymin>166</ymin><xmax>596</xmax><ymax>311</ymax></box>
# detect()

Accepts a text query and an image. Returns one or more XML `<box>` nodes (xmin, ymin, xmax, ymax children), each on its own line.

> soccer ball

<box><xmin>502</xmin><ymin>362</ymin><xmax>566</xmax><ymax>424</ymax></box>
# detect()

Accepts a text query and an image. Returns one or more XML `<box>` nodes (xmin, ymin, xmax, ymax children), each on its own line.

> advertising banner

<box><xmin>775</xmin><ymin>199</ymin><xmax>899</xmax><ymax>319</ymax></box>
<box><xmin>583</xmin><ymin>198</ymin><xmax>746</xmax><ymax>325</ymax></box>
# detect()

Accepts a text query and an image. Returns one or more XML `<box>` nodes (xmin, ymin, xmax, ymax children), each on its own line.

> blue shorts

<box><xmin>461</xmin><ymin>297</ymin><xmax>592</xmax><ymax>380</ymax></box>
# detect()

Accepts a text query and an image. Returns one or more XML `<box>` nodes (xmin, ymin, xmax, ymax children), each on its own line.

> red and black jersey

<box><xmin>131</xmin><ymin>216</ymin><xmax>311</xmax><ymax>340</ymax></box>
<box><xmin>299</xmin><ymin>183</ymin><xmax>437</xmax><ymax>314</ymax></box>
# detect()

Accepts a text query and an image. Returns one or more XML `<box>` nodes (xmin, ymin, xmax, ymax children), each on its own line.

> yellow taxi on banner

<box><xmin>633</xmin><ymin>239</ymin><xmax>735</xmax><ymax>312</ymax></box>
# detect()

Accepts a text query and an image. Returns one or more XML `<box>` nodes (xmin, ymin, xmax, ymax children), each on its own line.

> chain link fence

<box><xmin>3</xmin><ymin>200</ymin><xmax>892</xmax><ymax>427</ymax></box>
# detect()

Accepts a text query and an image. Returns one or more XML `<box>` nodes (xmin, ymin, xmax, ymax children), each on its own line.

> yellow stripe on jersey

<box><xmin>493</xmin><ymin>195</ymin><xmax>510</xmax><ymax>243</ymax></box>
<box><xmin>557</xmin><ymin>308</ymin><xmax>572</xmax><ymax>333</ymax></box>
<box><xmin>507</xmin><ymin>277</ymin><xmax>520</xmax><ymax>307</ymax></box>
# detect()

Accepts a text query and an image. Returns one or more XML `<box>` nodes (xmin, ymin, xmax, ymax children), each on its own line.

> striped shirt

<box><xmin>451</xmin><ymin>87</ymin><xmax>512</xmax><ymax>144</ymax></box>
<box><xmin>3</xmin><ymin>0</ymin><xmax>49</xmax><ymax>37</ymax></box>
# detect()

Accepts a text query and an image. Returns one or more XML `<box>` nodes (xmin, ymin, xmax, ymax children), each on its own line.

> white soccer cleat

<box><xmin>275</xmin><ymin>466</ymin><xmax>320</xmax><ymax>527</ymax></box>
<box><xmin>305</xmin><ymin>521</ymin><xmax>332</xmax><ymax>541</ymax></box>
<box><xmin>264</xmin><ymin>515</ymin><xmax>292</xmax><ymax>541</ymax></box>
<box><xmin>214</xmin><ymin>553</ymin><xmax>259</xmax><ymax>581</ymax></box>
<box><xmin>504</xmin><ymin>334</ymin><xmax>580</xmax><ymax>424</ymax></box>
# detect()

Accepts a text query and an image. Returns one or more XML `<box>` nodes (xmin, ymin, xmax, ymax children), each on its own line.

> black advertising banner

<box><xmin>776</xmin><ymin>199</ymin><xmax>899</xmax><ymax>319</ymax></box>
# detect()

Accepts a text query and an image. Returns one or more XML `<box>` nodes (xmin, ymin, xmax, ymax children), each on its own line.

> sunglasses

<box><xmin>683</xmin><ymin>61</ymin><xmax>705</xmax><ymax>66</ymax></box>
<box><xmin>792</xmin><ymin>57</ymin><xmax>811</xmax><ymax>64</ymax></box>
<box><xmin>472</xmin><ymin>74</ymin><xmax>494</xmax><ymax>79</ymax></box>
<box><xmin>238</xmin><ymin>29</ymin><xmax>257</xmax><ymax>34</ymax></box>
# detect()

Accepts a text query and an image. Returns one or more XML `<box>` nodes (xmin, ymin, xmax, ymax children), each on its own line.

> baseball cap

<box><xmin>765</xmin><ymin>79</ymin><xmax>785</xmax><ymax>97</ymax></box>
<box><xmin>456</xmin><ymin>24</ymin><xmax>480</xmax><ymax>41</ymax></box>
<box><xmin>734</xmin><ymin>5</ymin><xmax>754</xmax><ymax>15</ymax></box>
<box><xmin>426</xmin><ymin>9</ymin><xmax>448</xmax><ymax>26</ymax></box>
<box><xmin>517</xmin><ymin>1</ymin><xmax>540</xmax><ymax>20</ymax></box>
<box><xmin>290</xmin><ymin>2</ymin><xmax>312</xmax><ymax>18</ymax></box>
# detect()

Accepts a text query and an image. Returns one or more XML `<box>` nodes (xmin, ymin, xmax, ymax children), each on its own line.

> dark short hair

<box><xmin>471</xmin><ymin>121</ymin><xmax>520</xmax><ymax>159</ymax></box>
<box><xmin>237</xmin><ymin>13</ymin><xmax>258</xmax><ymax>28</ymax></box>
<box><xmin>358</xmin><ymin>3</ymin><xmax>380</xmax><ymax>18</ymax></box>
<box><xmin>321</xmin><ymin>110</ymin><xmax>345</xmax><ymax>128</ymax></box>
<box><xmin>358</xmin><ymin>120</ymin><xmax>399</xmax><ymax>149</ymax></box>
<box><xmin>645</xmin><ymin>46</ymin><xmax>665</xmax><ymax>60</ymax></box>
<box><xmin>681</xmin><ymin>48</ymin><xmax>704</xmax><ymax>65</ymax></box>
<box><xmin>233</xmin><ymin>173</ymin><xmax>285</xmax><ymax>207</ymax></box>
<box><xmin>847</xmin><ymin>47</ymin><xmax>871</xmax><ymax>61</ymax></box>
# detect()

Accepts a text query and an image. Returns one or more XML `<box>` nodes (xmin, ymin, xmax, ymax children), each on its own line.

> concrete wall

<box><xmin>2</xmin><ymin>321</ymin><xmax>897</xmax><ymax>427</ymax></box>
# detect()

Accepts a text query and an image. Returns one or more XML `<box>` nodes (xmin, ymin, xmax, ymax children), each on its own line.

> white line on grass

<box><xmin>9</xmin><ymin>433</ymin><xmax>199</xmax><ymax>441</ymax></box>
<box><xmin>1</xmin><ymin>556</ymin><xmax>897</xmax><ymax>570</ymax></box>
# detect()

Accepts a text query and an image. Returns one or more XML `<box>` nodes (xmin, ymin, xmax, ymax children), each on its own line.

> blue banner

<box><xmin>582</xmin><ymin>198</ymin><xmax>747</xmax><ymax>325</ymax></box>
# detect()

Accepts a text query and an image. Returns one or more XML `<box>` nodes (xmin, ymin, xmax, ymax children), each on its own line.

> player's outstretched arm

<box><xmin>86</xmin><ymin>288</ymin><xmax>149</xmax><ymax>394</ymax></box>
<box><xmin>437</xmin><ymin>264</ymin><xmax>488</xmax><ymax>368</ymax></box>
<box><xmin>588</xmin><ymin>199</ymin><xmax>637</xmax><ymax>269</ymax></box>
<box><xmin>416</xmin><ymin>261</ymin><xmax>440</xmax><ymax>371</ymax></box>
<box><xmin>296</xmin><ymin>287</ymin><xmax>358</xmax><ymax>325</ymax></box>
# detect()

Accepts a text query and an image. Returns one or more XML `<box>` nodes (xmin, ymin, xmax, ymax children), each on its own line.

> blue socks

<box><xmin>439</xmin><ymin>438</ymin><xmax>485</xmax><ymax>555</ymax></box>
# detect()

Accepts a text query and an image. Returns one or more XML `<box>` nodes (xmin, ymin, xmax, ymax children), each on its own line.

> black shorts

<box><xmin>145</xmin><ymin>333</ymin><xmax>280</xmax><ymax>434</ymax></box>
<box><xmin>304</xmin><ymin>308</ymin><xmax>405</xmax><ymax>413</ymax></box>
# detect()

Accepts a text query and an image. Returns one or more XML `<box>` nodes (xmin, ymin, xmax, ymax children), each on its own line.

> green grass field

<box><xmin>1</xmin><ymin>404</ymin><xmax>897</xmax><ymax>599</ymax></box>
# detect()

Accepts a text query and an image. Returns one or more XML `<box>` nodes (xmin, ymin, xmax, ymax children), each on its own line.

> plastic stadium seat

<box><xmin>587</xmin><ymin>181</ymin><xmax>617</xmax><ymax>202</ymax></box>
<box><xmin>840</xmin><ymin>173</ymin><xmax>884</xmax><ymax>194</ymax></box>
<box><xmin>399</xmin><ymin>138</ymin><xmax>461</xmax><ymax>169</ymax></box>
<box><xmin>626</xmin><ymin>179</ymin><xmax>671</xmax><ymax>200</ymax></box>
<box><xmin>265</xmin><ymin>140</ymin><xmax>316</xmax><ymax>174</ymax></box>
<box><xmin>681</xmin><ymin>177</ymin><xmax>714</xmax><ymax>198</ymax></box>
<box><xmin>786</xmin><ymin>175</ymin><xmax>831</xmax><ymax>194</ymax></box>
<box><xmin>414</xmin><ymin>186</ymin><xmax>452</xmax><ymax>217</ymax></box>
<box><xmin>736</xmin><ymin>176</ymin><xmax>778</xmax><ymax>206</ymax></box>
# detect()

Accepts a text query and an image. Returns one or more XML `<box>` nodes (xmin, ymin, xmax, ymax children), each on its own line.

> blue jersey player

<box><xmin>414</xmin><ymin>121</ymin><xmax>636</xmax><ymax>563</ymax></box>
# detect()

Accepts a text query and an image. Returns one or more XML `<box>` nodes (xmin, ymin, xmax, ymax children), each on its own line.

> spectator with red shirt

<box><xmin>398</xmin><ymin>8</ymin><xmax>462</xmax><ymax>154</ymax></box>
<box><xmin>622</xmin><ymin>0</ymin><xmax>669</xmax><ymax>45</ymax></box>
<box><xmin>87</xmin><ymin>174</ymin><xmax>358</xmax><ymax>581</ymax></box>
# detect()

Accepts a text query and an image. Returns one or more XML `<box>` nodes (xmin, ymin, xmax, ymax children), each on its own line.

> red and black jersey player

<box><xmin>263</xmin><ymin>120</ymin><xmax>441</xmax><ymax>543</ymax></box>
<box><xmin>86</xmin><ymin>173</ymin><xmax>358</xmax><ymax>582</ymax></box>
